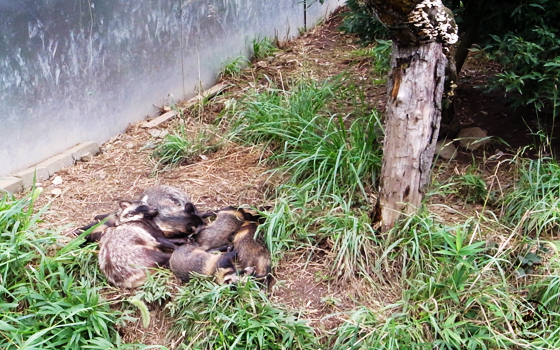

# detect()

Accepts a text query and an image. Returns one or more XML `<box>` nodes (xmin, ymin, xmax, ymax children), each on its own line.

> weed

<box><xmin>455</xmin><ymin>168</ymin><xmax>489</xmax><ymax>204</ymax></box>
<box><xmin>251</xmin><ymin>36</ymin><xmax>278</xmax><ymax>60</ymax></box>
<box><xmin>315</xmin><ymin>195</ymin><xmax>378</xmax><ymax>281</ymax></box>
<box><xmin>0</xmin><ymin>190</ymin><xmax>148</xmax><ymax>349</ymax></box>
<box><xmin>339</xmin><ymin>0</ymin><xmax>389</xmax><ymax>45</ymax></box>
<box><xmin>134</xmin><ymin>269</ymin><xmax>175</xmax><ymax>306</ymax></box>
<box><xmin>331</xmin><ymin>213</ymin><xmax>560</xmax><ymax>349</ymax></box>
<box><xmin>501</xmin><ymin>157</ymin><xmax>560</xmax><ymax>236</ymax></box>
<box><xmin>228</xmin><ymin>77</ymin><xmax>382</xmax><ymax>199</ymax></box>
<box><xmin>371</xmin><ymin>39</ymin><xmax>392</xmax><ymax>75</ymax></box>
<box><xmin>166</xmin><ymin>276</ymin><xmax>317</xmax><ymax>349</ymax></box>
<box><xmin>151</xmin><ymin>123</ymin><xmax>222</xmax><ymax>171</ymax></box>
<box><xmin>219</xmin><ymin>55</ymin><xmax>248</xmax><ymax>78</ymax></box>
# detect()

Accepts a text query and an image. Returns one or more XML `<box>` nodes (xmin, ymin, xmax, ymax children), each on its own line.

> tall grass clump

<box><xmin>331</xmin><ymin>214</ymin><xmax>560</xmax><ymax>349</ymax></box>
<box><xmin>255</xmin><ymin>191</ymin><xmax>380</xmax><ymax>281</ymax></box>
<box><xmin>166</xmin><ymin>276</ymin><xmax>317</xmax><ymax>350</ymax></box>
<box><xmin>251</xmin><ymin>36</ymin><xmax>278</xmax><ymax>60</ymax></box>
<box><xmin>228</xmin><ymin>77</ymin><xmax>383</xmax><ymax>200</ymax></box>
<box><xmin>220</xmin><ymin>55</ymin><xmax>248</xmax><ymax>78</ymax></box>
<box><xmin>0</xmin><ymin>190</ymin><xmax>155</xmax><ymax>349</ymax></box>
<box><xmin>151</xmin><ymin>123</ymin><xmax>222</xmax><ymax>171</ymax></box>
<box><xmin>501</xmin><ymin>157</ymin><xmax>560</xmax><ymax>236</ymax></box>
<box><xmin>226</xmin><ymin>77</ymin><xmax>382</xmax><ymax>280</ymax></box>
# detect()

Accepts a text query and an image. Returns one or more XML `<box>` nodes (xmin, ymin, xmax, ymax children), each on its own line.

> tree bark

<box><xmin>454</xmin><ymin>25</ymin><xmax>476</xmax><ymax>75</ymax></box>
<box><xmin>377</xmin><ymin>41</ymin><xmax>447</xmax><ymax>231</ymax></box>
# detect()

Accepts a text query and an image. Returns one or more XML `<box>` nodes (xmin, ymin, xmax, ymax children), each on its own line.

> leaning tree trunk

<box><xmin>378</xmin><ymin>41</ymin><xmax>447</xmax><ymax>232</ymax></box>
<box><xmin>363</xmin><ymin>0</ymin><xmax>458</xmax><ymax>231</ymax></box>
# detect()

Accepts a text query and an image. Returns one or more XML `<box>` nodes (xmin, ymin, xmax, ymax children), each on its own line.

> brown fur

<box><xmin>169</xmin><ymin>244</ymin><xmax>238</xmax><ymax>284</ymax></box>
<box><xmin>141</xmin><ymin>185</ymin><xmax>203</xmax><ymax>237</ymax></box>
<box><xmin>232</xmin><ymin>222</ymin><xmax>272</xmax><ymax>288</ymax></box>
<box><xmin>76</xmin><ymin>213</ymin><xmax>118</xmax><ymax>243</ymax></box>
<box><xmin>77</xmin><ymin>185</ymin><xmax>203</xmax><ymax>242</ymax></box>
<box><xmin>98</xmin><ymin>200</ymin><xmax>179</xmax><ymax>289</ymax></box>
<box><xmin>195</xmin><ymin>207</ymin><xmax>247</xmax><ymax>251</ymax></box>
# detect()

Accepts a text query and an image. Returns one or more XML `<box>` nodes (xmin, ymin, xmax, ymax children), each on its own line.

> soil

<box><xmin>30</xmin><ymin>6</ymin><xmax>550</xmax><ymax>347</ymax></box>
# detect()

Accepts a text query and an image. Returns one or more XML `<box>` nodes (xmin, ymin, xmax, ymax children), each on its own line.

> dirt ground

<box><xmin>31</xmin><ymin>6</ymin><xmax>552</xmax><ymax>346</ymax></box>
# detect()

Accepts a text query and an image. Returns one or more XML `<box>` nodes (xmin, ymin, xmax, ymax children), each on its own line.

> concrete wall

<box><xmin>0</xmin><ymin>0</ymin><xmax>343</xmax><ymax>177</ymax></box>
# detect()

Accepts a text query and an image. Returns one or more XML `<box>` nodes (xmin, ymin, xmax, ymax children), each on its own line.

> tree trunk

<box><xmin>454</xmin><ymin>25</ymin><xmax>476</xmax><ymax>76</ymax></box>
<box><xmin>377</xmin><ymin>41</ymin><xmax>447</xmax><ymax>232</ymax></box>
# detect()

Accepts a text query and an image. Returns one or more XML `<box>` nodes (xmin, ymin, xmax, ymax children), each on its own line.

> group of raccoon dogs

<box><xmin>76</xmin><ymin>185</ymin><xmax>271</xmax><ymax>290</ymax></box>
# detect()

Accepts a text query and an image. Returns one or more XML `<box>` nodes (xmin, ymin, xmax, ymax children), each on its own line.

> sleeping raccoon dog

<box><xmin>232</xmin><ymin>221</ymin><xmax>272</xmax><ymax>289</ymax></box>
<box><xmin>98</xmin><ymin>200</ymin><xmax>181</xmax><ymax>289</ymax></box>
<box><xmin>141</xmin><ymin>185</ymin><xmax>203</xmax><ymax>238</ymax></box>
<box><xmin>77</xmin><ymin>185</ymin><xmax>203</xmax><ymax>242</ymax></box>
<box><xmin>195</xmin><ymin>206</ymin><xmax>253</xmax><ymax>251</ymax></box>
<box><xmin>169</xmin><ymin>244</ymin><xmax>239</xmax><ymax>284</ymax></box>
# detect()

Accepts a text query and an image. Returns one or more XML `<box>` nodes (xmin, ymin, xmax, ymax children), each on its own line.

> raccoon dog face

<box><xmin>118</xmin><ymin>200</ymin><xmax>158</xmax><ymax>224</ymax></box>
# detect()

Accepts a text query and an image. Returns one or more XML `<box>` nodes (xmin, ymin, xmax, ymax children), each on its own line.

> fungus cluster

<box><xmin>408</xmin><ymin>0</ymin><xmax>458</xmax><ymax>47</ymax></box>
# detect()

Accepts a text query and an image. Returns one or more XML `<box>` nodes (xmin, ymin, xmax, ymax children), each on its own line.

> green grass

<box><xmin>220</xmin><ymin>55</ymin><xmax>248</xmax><ymax>78</ymax></box>
<box><xmin>0</xmin><ymin>189</ymin><xmax>161</xmax><ymax>349</ymax></box>
<box><xmin>166</xmin><ymin>276</ymin><xmax>317</xmax><ymax>349</ymax></box>
<box><xmin>224</xmin><ymin>76</ymin><xmax>383</xmax><ymax>282</ymax></box>
<box><xmin>228</xmin><ymin>77</ymin><xmax>383</xmax><ymax>200</ymax></box>
<box><xmin>133</xmin><ymin>269</ymin><xmax>175</xmax><ymax>306</ymax></box>
<box><xmin>350</xmin><ymin>39</ymin><xmax>392</xmax><ymax>75</ymax></box>
<box><xmin>251</xmin><ymin>36</ymin><xmax>278</xmax><ymax>60</ymax></box>
<box><xmin>256</xmin><ymin>190</ymin><xmax>379</xmax><ymax>282</ymax></box>
<box><xmin>150</xmin><ymin>123</ymin><xmax>223</xmax><ymax>171</ymax></box>
<box><xmin>501</xmin><ymin>157</ymin><xmax>560</xmax><ymax>237</ymax></box>
<box><xmin>330</xmin><ymin>212</ymin><xmax>560</xmax><ymax>349</ymax></box>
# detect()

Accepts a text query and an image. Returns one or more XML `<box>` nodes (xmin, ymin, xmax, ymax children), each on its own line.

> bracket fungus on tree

<box><xmin>366</xmin><ymin>0</ymin><xmax>457</xmax><ymax>47</ymax></box>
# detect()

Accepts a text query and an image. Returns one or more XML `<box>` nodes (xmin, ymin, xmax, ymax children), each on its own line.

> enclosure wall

<box><xmin>0</xmin><ymin>0</ymin><xmax>343</xmax><ymax>177</ymax></box>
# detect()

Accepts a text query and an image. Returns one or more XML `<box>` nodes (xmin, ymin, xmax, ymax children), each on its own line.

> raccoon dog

<box><xmin>76</xmin><ymin>185</ymin><xmax>202</xmax><ymax>242</ymax></box>
<box><xmin>76</xmin><ymin>212</ymin><xmax>118</xmax><ymax>243</ymax></box>
<box><xmin>232</xmin><ymin>222</ymin><xmax>272</xmax><ymax>288</ymax></box>
<box><xmin>98</xmin><ymin>200</ymin><xmax>180</xmax><ymax>289</ymax></box>
<box><xmin>195</xmin><ymin>206</ymin><xmax>250</xmax><ymax>251</ymax></box>
<box><xmin>169</xmin><ymin>244</ymin><xmax>239</xmax><ymax>284</ymax></box>
<box><xmin>140</xmin><ymin>185</ymin><xmax>203</xmax><ymax>238</ymax></box>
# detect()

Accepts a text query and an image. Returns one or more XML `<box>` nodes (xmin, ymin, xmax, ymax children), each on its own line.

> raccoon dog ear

<box><xmin>184</xmin><ymin>202</ymin><xmax>196</xmax><ymax>215</ymax></box>
<box><xmin>119</xmin><ymin>200</ymin><xmax>132</xmax><ymax>209</ymax></box>
<box><xmin>140</xmin><ymin>195</ymin><xmax>149</xmax><ymax>204</ymax></box>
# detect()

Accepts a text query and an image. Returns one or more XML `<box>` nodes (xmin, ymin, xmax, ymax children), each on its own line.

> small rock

<box><xmin>51</xmin><ymin>188</ymin><xmax>62</xmax><ymax>195</ymax></box>
<box><xmin>126</xmin><ymin>142</ymin><xmax>134</xmax><ymax>149</ymax></box>
<box><xmin>457</xmin><ymin>127</ymin><xmax>490</xmax><ymax>151</ymax></box>
<box><xmin>435</xmin><ymin>140</ymin><xmax>457</xmax><ymax>160</ymax></box>
<box><xmin>52</xmin><ymin>176</ymin><xmax>63</xmax><ymax>185</ymax></box>
<box><xmin>200</xmin><ymin>154</ymin><xmax>209</xmax><ymax>160</ymax></box>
